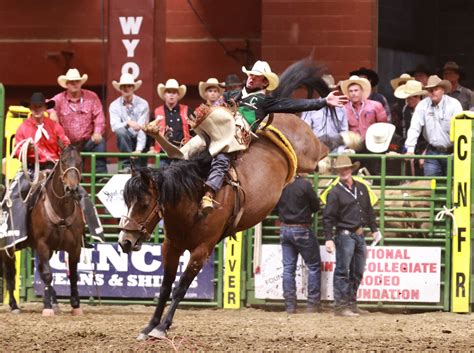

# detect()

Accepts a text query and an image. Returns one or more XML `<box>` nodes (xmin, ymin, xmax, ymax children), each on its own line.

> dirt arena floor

<box><xmin>0</xmin><ymin>303</ymin><xmax>472</xmax><ymax>351</ymax></box>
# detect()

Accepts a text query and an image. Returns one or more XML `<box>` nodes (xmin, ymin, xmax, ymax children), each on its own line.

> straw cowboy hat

<box><xmin>157</xmin><ymin>79</ymin><xmax>187</xmax><ymax>101</ymax></box>
<box><xmin>198</xmin><ymin>78</ymin><xmax>224</xmax><ymax>100</ymax></box>
<box><xmin>340</xmin><ymin>75</ymin><xmax>372</xmax><ymax>100</ymax></box>
<box><xmin>242</xmin><ymin>60</ymin><xmax>280</xmax><ymax>91</ymax></box>
<box><xmin>390</xmin><ymin>73</ymin><xmax>414</xmax><ymax>90</ymax></box>
<box><xmin>442</xmin><ymin>61</ymin><xmax>466</xmax><ymax>80</ymax></box>
<box><xmin>57</xmin><ymin>68</ymin><xmax>88</xmax><ymax>89</ymax></box>
<box><xmin>423</xmin><ymin>75</ymin><xmax>452</xmax><ymax>92</ymax></box>
<box><xmin>322</xmin><ymin>74</ymin><xmax>337</xmax><ymax>89</ymax></box>
<box><xmin>394</xmin><ymin>80</ymin><xmax>427</xmax><ymax>99</ymax></box>
<box><xmin>112</xmin><ymin>73</ymin><xmax>142</xmax><ymax>92</ymax></box>
<box><xmin>332</xmin><ymin>154</ymin><xmax>360</xmax><ymax>171</ymax></box>
<box><xmin>349</xmin><ymin>67</ymin><xmax>379</xmax><ymax>86</ymax></box>
<box><xmin>365</xmin><ymin>123</ymin><xmax>396</xmax><ymax>153</ymax></box>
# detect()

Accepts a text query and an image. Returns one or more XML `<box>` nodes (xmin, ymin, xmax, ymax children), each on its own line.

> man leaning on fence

<box><xmin>323</xmin><ymin>155</ymin><xmax>381</xmax><ymax>317</ymax></box>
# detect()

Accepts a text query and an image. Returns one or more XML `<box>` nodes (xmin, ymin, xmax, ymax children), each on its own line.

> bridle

<box><xmin>119</xmin><ymin>202</ymin><xmax>163</xmax><ymax>242</ymax></box>
<box><xmin>51</xmin><ymin>158</ymin><xmax>82</xmax><ymax>200</ymax></box>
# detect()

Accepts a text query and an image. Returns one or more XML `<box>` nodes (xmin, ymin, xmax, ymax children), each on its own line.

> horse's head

<box><xmin>118</xmin><ymin>167</ymin><xmax>162</xmax><ymax>254</ymax></box>
<box><xmin>58</xmin><ymin>145</ymin><xmax>82</xmax><ymax>194</ymax></box>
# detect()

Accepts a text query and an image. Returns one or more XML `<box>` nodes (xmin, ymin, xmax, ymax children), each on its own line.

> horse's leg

<box><xmin>3</xmin><ymin>251</ymin><xmax>20</xmax><ymax>313</ymax></box>
<box><xmin>37</xmin><ymin>242</ymin><xmax>55</xmax><ymax>316</ymax></box>
<box><xmin>149</xmin><ymin>243</ymin><xmax>212</xmax><ymax>338</ymax></box>
<box><xmin>137</xmin><ymin>239</ymin><xmax>181</xmax><ymax>341</ymax></box>
<box><xmin>68</xmin><ymin>249</ymin><xmax>82</xmax><ymax>315</ymax></box>
<box><xmin>50</xmin><ymin>286</ymin><xmax>60</xmax><ymax>313</ymax></box>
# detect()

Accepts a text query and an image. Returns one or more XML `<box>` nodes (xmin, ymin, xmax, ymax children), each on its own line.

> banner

<box><xmin>255</xmin><ymin>245</ymin><xmax>441</xmax><ymax>302</ymax></box>
<box><xmin>223</xmin><ymin>232</ymin><xmax>243</xmax><ymax>308</ymax></box>
<box><xmin>34</xmin><ymin>244</ymin><xmax>214</xmax><ymax>299</ymax></box>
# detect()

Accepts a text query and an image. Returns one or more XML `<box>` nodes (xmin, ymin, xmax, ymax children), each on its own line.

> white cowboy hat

<box><xmin>423</xmin><ymin>75</ymin><xmax>452</xmax><ymax>93</ymax></box>
<box><xmin>57</xmin><ymin>68</ymin><xmax>88</xmax><ymax>89</ymax></box>
<box><xmin>322</xmin><ymin>74</ymin><xmax>337</xmax><ymax>89</ymax></box>
<box><xmin>394</xmin><ymin>80</ymin><xmax>427</xmax><ymax>99</ymax></box>
<box><xmin>112</xmin><ymin>73</ymin><xmax>143</xmax><ymax>92</ymax></box>
<box><xmin>390</xmin><ymin>73</ymin><xmax>414</xmax><ymax>90</ymax></box>
<box><xmin>198</xmin><ymin>78</ymin><xmax>224</xmax><ymax>100</ymax></box>
<box><xmin>365</xmin><ymin>123</ymin><xmax>396</xmax><ymax>153</ymax></box>
<box><xmin>157</xmin><ymin>79</ymin><xmax>187</xmax><ymax>101</ymax></box>
<box><xmin>242</xmin><ymin>60</ymin><xmax>280</xmax><ymax>91</ymax></box>
<box><xmin>340</xmin><ymin>75</ymin><xmax>372</xmax><ymax>100</ymax></box>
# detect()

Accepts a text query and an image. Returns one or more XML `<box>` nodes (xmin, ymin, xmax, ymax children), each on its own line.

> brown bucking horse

<box><xmin>118</xmin><ymin>113</ymin><xmax>327</xmax><ymax>340</ymax></box>
<box><xmin>1</xmin><ymin>145</ymin><xmax>85</xmax><ymax>316</ymax></box>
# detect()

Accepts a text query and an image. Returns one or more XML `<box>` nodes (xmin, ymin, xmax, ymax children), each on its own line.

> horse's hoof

<box><xmin>11</xmin><ymin>308</ymin><xmax>21</xmax><ymax>315</ymax></box>
<box><xmin>71</xmin><ymin>308</ymin><xmax>83</xmax><ymax>316</ymax></box>
<box><xmin>52</xmin><ymin>304</ymin><xmax>60</xmax><ymax>314</ymax></box>
<box><xmin>42</xmin><ymin>308</ymin><xmax>55</xmax><ymax>317</ymax></box>
<box><xmin>136</xmin><ymin>333</ymin><xmax>149</xmax><ymax>341</ymax></box>
<box><xmin>148</xmin><ymin>328</ymin><xmax>167</xmax><ymax>339</ymax></box>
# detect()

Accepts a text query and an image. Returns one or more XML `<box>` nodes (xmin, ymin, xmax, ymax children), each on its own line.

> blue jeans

<box><xmin>280</xmin><ymin>226</ymin><xmax>321</xmax><ymax>307</ymax></box>
<box><xmin>424</xmin><ymin>149</ymin><xmax>448</xmax><ymax>176</ymax></box>
<box><xmin>115</xmin><ymin>128</ymin><xmax>145</xmax><ymax>168</ymax></box>
<box><xmin>83</xmin><ymin>138</ymin><xmax>108</xmax><ymax>174</ymax></box>
<box><xmin>333</xmin><ymin>231</ymin><xmax>366</xmax><ymax>311</ymax></box>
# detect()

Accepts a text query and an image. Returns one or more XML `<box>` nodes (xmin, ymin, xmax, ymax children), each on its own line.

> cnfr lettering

<box><xmin>457</xmin><ymin>135</ymin><xmax>468</xmax><ymax>160</ymax></box>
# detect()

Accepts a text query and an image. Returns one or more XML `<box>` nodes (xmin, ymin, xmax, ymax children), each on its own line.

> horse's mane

<box><xmin>124</xmin><ymin>151</ymin><xmax>213</xmax><ymax>207</ymax></box>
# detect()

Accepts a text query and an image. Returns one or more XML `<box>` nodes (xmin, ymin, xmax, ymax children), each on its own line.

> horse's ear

<box><xmin>57</xmin><ymin>138</ymin><xmax>65</xmax><ymax>151</ymax></box>
<box><xmin>139</xmin><ymin>169</ymin><xmax>153</xmax><ymax>186</ymax></box>
<box><xmin>130</xmin><ymin>158</ymin><xmax>137</xmax><ymax>176</ymax></box>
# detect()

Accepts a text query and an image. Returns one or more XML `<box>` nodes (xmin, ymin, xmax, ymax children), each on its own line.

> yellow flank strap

<box><xmin>256</xmin><ymin>125</ymin><xmax>297</xmax><ymax>183</ymax></box>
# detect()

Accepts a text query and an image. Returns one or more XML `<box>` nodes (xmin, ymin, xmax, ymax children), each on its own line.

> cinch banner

<box><xmin>255</xmin><ymin>245</ymin><xmax>441</xmax><ymax>303</ymax></box>
<box><xmin>34</xmin><ymin>244</ymin><xmax>215</xmax><ymax>299</ymax></box>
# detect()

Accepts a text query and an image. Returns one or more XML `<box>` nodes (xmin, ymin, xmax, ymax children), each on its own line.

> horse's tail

<box><xmin>271</xmin><ymin>58</ymin><xmax>329</xmax><ymax>99</ymax></box>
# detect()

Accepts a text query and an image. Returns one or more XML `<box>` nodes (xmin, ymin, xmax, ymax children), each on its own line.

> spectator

<box><xmin>198</xmin><ymin>78</ymin><xmax>224</xmax><ymax>106</ymax></box>
<box><xmin>390</xmin><ymin>73</ymin><xmax>415</xmax><ymax>137</ymax></box>
<box><xmin>442</xmin><ymin>61</ymin><xmax>474</xmax><ymax>110</ymax></box>
<box><xmin>408</xmin><ymin>64</ymin><xmax>432</xmax><ymax>86</ymax></box>
<box><xmin>109</xmin><ymin>73</ymin><xmax>149</xmax><ymax>171</ymax></box>
<box><xmin>51</xmin><ymin>68</ymin><xmax>107</xmax><ymax>174</ymax></box>
<box><xmin>394</xmin><ymin>80</ymin><xmax>428</xmax><ymax>175</ymax></box>
<box><xmin>276</xmin><ymin>174</ymin><xmax>321</xmax><ymax>314</ymax></box>
<box><xmin>150</xmin><ymin>79</ymin><xmax>191</xmax><ymax>166</ymax></box>
<box><xmin>350</xmin><ymin>67</ymin><xmax>391</xmax><ymax>121</ymax></box>
<box><xmin>301</xmin><ymin>74</ymin><xmax>349</xmax><ymax>153</ymax></box>
<box><xmin>323</xmin><ymin>155</ymin><xmax>380</xmax><ymax>317</ymax></box>
<box><xmin>405</xmin><ymin>75</ymin><xmax>463</xmax><ymax>176</ymax></box>
<box><xmin>222</xmin><ymin>74</ymin><xmax>244</xmax><ymax>92</ymax></box>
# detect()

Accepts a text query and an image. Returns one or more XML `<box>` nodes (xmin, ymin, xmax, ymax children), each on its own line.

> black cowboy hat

<box><xmin>349</xmin><ymin>67</ymin><xmax>379</xmax><ymax>87</ymax></box>
<box><xmin>22</xmin><ymin>92</ymin><xmax>55</xmax><ymax>109</ymax></box>
<box><xmin>407</xmin><ymin>64</ymin><xmax>432</xmax><ymax>77</ymax></box>
<box><xmin>221</xmin><ymin>74</ymin><xmax>244</xmax><ymax>88</ymax></box>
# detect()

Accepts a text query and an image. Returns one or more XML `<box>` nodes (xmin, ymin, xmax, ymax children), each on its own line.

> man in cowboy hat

<box><xmin>0</xmin><ymin>93</ymin><xmax>103</xmax><ymax>250</ymax></box>
<box><xmin>222</xmin><ymin>74</ymin><xmax>244</xmax><ymax>92</ymax></box>
<box><xmin>109</xmin><ymin>73</ymin><xmax>149</xmax><ymax>171</ymax></box>
<box><xmin>407</xmin><ymin>64</ymin><xmax>432</xmax><ymax>86</ymax></box>
<box><xmin>442</xmin><ymin>61</ymin><xmax>474</xmax><ymax>110</ymax></box>
<box><xmin>50</xmin><ymin>68</ymin><xmax>107</xmax><ymax>174</ymax></box>
<box><xmin>390</xmin><ymin>73</ymin><xmax>415</xmax><ymax>138</ymax></box>
<box><xmin>323</xmin><ymin>155</ymin><xmax>380</xmax><ymax>317</ymax></box>
<box><xmin>150</xmin><ymin>79</ymin><xmax>191</xmax><ymax>166</ymax></box>
<box><xmin>349</xmin><ymin>67</ymin><xmax>391</xmax><ymax>120</ymax></box>
<box><xmin>199</xmin><ymin>78</ymin><xmax>224</xmax><ymax>106</ymax></box>
<box><xmin>199</xmin><ymin>59</ymin><xmax>348</xmax><ymax>214</ymax></box>
<box><xmin>404</xmin><ymin>75</ymin><xmax>462</xmax><ymax>176</ymax></box>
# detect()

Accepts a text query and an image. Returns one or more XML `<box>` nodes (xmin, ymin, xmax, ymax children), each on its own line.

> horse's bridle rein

<box><xmin>119</xmin><ymin>202</ymin><xmax>162</xmax><ymax>241</ymax></box>
<box><xmin>50</xmin><ymin>159</ymin><xmax>82</xmax><ymax>199</ymax></box>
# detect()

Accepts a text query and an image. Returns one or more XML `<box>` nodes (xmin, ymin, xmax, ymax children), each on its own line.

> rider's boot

<box><xmin>78</xmin><ymin>186</ymin><xmax>105</xmax><ymax>244</ymax></box>
<box><xmin>200</xmin><ymin>190</ymin><xmax>215</xmax><ymax>215</ymax></box>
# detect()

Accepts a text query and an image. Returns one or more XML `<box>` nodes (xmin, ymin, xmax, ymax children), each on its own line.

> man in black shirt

<box><xmin>276</xmin><ymin>174</ymin><xmax>321</xmax><ymax>314</ymax></box>
<box><xmin>323</xmin><ymin>155</ymin><xmax>380</xmax><ymax>317</ymax></box>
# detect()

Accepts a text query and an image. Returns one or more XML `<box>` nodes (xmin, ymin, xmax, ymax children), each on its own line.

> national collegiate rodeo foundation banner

<box><xmin>255</xmin><ymin>245</ymin><xmax>442</xmax><ymax>303</ymax></box>
<box><xmin>33</xmin><ymin>244</ymin><xmax>215</xmax><ymax>299</ymax></box>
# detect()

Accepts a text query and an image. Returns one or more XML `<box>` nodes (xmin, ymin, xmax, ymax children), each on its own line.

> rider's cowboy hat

<box><xmin>394</xmin><ymin>80</ymin><xmax>427</xmax><ymax>99</ymax></box>
<box><xmin>157</xmin><ymin>79</ymin><xmax>187</xmax><ymax>101</ymax></box>
<box><xmin>442</xmin><ymin>61</ymin><xmax>465</xmax><ymax>80</ymax></box>
<box><xmin>340</xmin><ymin>75</ymin><xmax>372</xmax><ymax>100</ymax></box>
<box><xmin>198</xmin><ymin>78</ymin><xmax>224</xmax><ymax>100</ymax></box>
<box><xmin>332</xmin><ymin>154</ymin><xmax>360</xmax><ymax>171</ymax></box>
<box><xmin>57</xmin><ymin>68</ymin><xmax>88</xmax><ymax>89</ymax></box>
<box><xmin>349</xmin><ymin>67</ymin><xmax>379</xmax><ymax>86</ymax></box>
<box><xmin>112</xmin><ymin>73</ymin><xmax>142</xmax><ymax>92</ymax></box>
<box><xmin>390</xmin><ymin>73</ymin><xmax>414</xmax><ymax>90</ymax></box>
<box><xmin>365</xmin><ymin>122</ymin><xmax>396</xmax><ymax>153</ymax></box>
<box><xmin>26</xmin><ymin>92</ymin><xmax>55</xmax><ymax>109</ymax></box>
<box><xmin>242</xmin><ymin>60</ymin><xmax>280</xmax><ymax>91</ymax></box>
<box><xmin>423</xmin><ymin>75</ymin><xmax>452</xmax><ymax>92</ymax></box>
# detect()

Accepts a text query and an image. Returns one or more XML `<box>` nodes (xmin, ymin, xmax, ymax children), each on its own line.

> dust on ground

<box><xmin>0</xmin><ymin>303</ymin><xmax>472</xmax><ymax>351</ymax></box>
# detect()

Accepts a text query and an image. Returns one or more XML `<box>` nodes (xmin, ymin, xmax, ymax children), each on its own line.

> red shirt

<box><xmin>15</xmin><ymin>114</ymin><xmax>71</xmax><ymax>164</ymax></box>
<box><xmin>344</xmin><ymin>99</ymin><xmax>388</xmax><ymax>139</ymax></box>
<box><xmin>51</xmin><ymin>89</ymin><xmax>105</xmax><ymax>143</ymax></box>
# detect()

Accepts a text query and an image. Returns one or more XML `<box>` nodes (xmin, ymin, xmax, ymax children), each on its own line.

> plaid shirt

<box><xmin>51</xmin><ymin>89</ymin><xmax>105</xmax><ymax>143</ymax></box>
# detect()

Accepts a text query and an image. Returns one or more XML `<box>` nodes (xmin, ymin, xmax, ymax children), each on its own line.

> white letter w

<box><xmin>119</xmin><ymin>16</ymin><xmax>143</xmax><ymax>35</ymax></box>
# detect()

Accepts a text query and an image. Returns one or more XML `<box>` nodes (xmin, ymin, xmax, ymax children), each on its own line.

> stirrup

<box><xmin>200</xmin><ymin>195</ymin><xmax>214</xmax><ymax>214</ymax></box>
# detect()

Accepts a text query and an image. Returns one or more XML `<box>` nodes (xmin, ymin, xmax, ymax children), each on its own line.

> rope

<box><xmin>435</xmin><ymin>205</ymin><xmax>457</xmax><ymax>237</ymax></box>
